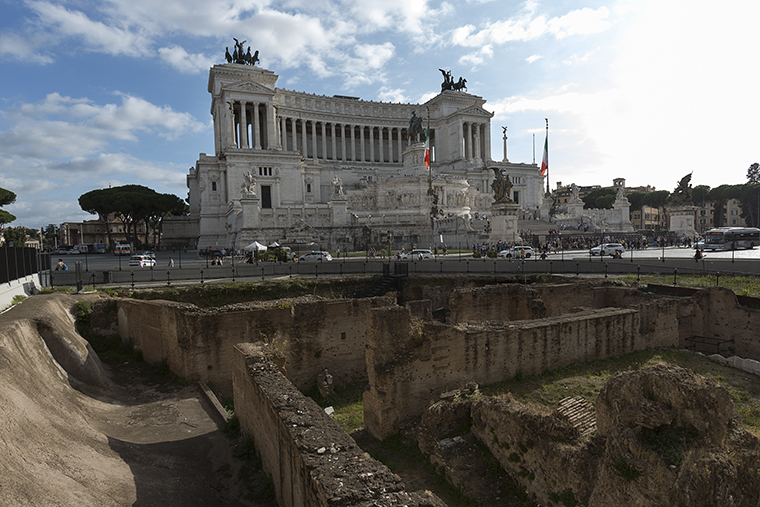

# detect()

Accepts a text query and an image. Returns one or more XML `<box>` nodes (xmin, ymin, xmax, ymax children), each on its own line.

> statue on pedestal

<box><xmin>491</xmin><ymin>168</ymin><xmax>513</xmax><ymax>204</ymax></box>
<box><xmin>408</xmin><ymin>111</ymin><xmax>424</xmax><ymax>140</ymax></box>
<box><xmin>331</xmin><ymin>176</ymin><xmax>344</xmax><ymax>196</ymax></box>
<box><xmin>670</xmin><ymin>173</ymin><xmax>693</xmax><ymax>205</ymax></box>
<box><xmin>242</xmin><ymin>172</ymin><xmax>256</xmax><ymax>196</ymax></box>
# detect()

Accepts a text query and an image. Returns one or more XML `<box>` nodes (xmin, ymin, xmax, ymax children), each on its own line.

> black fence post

<box><xmin>673</xmin><ymin>267</ymin><xmax>678</xmax><ymax>286</ymax></box>
<box><xmin>200</xmin><ymin>269</ymin><xmax>204</xmax><ymax>285</ymax></box>
<box><xmin>130</xmin><ymin>271</ymin><xmax>135</xmax><ymax>289</ymax></box>
<box><xmin>167</xmin><ymin>270</ymin><xmax>171</xmax><ymax>286</ymax></box>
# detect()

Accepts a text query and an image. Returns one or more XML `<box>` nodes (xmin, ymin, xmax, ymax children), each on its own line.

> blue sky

<box><xmin>1</xmin><ymin>0</ymin><xmax>758</xmax><ymax>229</ymax></box>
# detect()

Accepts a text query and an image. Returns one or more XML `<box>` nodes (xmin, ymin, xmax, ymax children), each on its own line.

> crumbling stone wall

<box><xmin>363</xmin><ymin>305</ymin><xmax>670</xmax><ymax>439</ymax></box>
<box><xmin>118</xmin><ymin>296</ymin><xmax>394</xmax><ymax>396</ymax></box>
<box><xmin>448</xmin><ymin>283</ymin><xmax>547</xmax><ymax>323</ymax></box>
<box><xmin>232</xmin><ymin>343</ymin><xmax>446</xmax><ymax>507</ymax></box>
<box><xmin>689</xmin><ymin>286</ymin><xmax>760</xmax><ymax>357</ymax></box>
<box><xmin>468</xmin><ymin>365</ymin><xmax>760</xmax><ymax>507</ymax></box>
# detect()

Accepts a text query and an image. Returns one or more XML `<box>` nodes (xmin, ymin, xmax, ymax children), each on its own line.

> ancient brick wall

<box><xmin>232</xmin><ymin>343</ymin><xmax>446</xmax><ymax>507</ymax></box>
<box><xmin>364</xmin><ymin>305</ymin><xmax>681</xmax><ymax>439</ymax></box>
<box><xmin>117</xmin><ymin>296</ymin><xmax>394</xmax><ymax>397</ymax></box>
<box><xmin>449</xmin><ymin>283</ymin><xmax>547</xmax><ymax>323</ymax></box>
<box><xmin>688</xmin><ymin>287</ymin><xmax>760</xmax><ymax>357</ymax></box>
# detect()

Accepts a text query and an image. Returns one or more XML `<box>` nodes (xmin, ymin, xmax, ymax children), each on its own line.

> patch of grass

<box><xmin>613</xmin><ymin>458</ymin><xmax>644</xmax><ymax>481</ymax></box>
<box><xmin>619</xmin><ymin>274</ymin><xmax>760</xmax><ymax>298</ymax></box>
<box><xmin>641</xmin><ymin>425</ymin><xmax>700</xmax><ymax>467</ymax></box>
<box><xmin>11</xmin><ymin>294</ymin><xmax>26</xmax><ymax>305</ymax></box>
<box><xmin>305</xmin><ymin>380</ymin><xmax>367</xmax><ymax>434</ymax></box>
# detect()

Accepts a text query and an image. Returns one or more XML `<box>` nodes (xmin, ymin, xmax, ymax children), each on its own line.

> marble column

<box><xmin>239</xmin><ymin>101</ymin><xmax>249</xmax><ymax>149</ymax></box>
<box><xmin>340</xmin><ymin>125</ymin><xmax>347</xmax><ymax>161</ymax></box>
<box><xmin>369</xmin><ymin>126</ymin><xmax>375</xmax><ymax>162</ymax></box>
<box><xmin>330</xmin><ymin>123</ymin><xmax>336</xmax><ymax>160</ymax></box>
<box><xmin>360</xmin><ymin>125</ymin><xmax>366</xmax><ymax>162</ymax></box>
<box><xmin>301</xmin><ymin>119</ymin><xmax>308</xmax><ymax>158</ymax></box>
<box><xmin>350</xmin><ymin>124</ymin><xmax>356</xmax><ymax>161</ymax></box>
<box><xmin>253</xmin><ymin>102</ymin><xmax>261</xmax><ymax>149</ymax></box>
<box><xmin>466</xmin><ymin>122</ymin><xmax>472</xmax><ymax>160</ymax></box>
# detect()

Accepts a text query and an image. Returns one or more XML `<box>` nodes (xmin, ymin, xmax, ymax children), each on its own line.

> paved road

<box><xmin>45</xmin><ymin>245</ymin><xmax>760</xmax><ymax>290</ymax></box>
<box><xmin>53</xmin><ymin>245</ymin><xmax>760</xmax><ymax>271</ymax></box>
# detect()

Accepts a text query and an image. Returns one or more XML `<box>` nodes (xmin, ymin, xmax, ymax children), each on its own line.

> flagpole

<box><xmin>532</xmin><ymin>133</ymin><xmax>535</xmax><ymax>164</ymax></box>
<box><xmin>544</xmin><ymin>118</ymin><xmax>549</xmax><ymax>195</ymax></box>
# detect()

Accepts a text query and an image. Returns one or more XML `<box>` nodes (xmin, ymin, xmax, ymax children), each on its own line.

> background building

<box><xmin>169</xmin><ymin>62</ymin><xmax>545</xmax><ymax>251</ymax></box>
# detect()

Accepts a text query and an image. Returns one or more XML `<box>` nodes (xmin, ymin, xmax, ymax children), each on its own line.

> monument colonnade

<box><xmin>224</xmin><ymin>98</ymin><xmax>489</xmax><ymax>165</ymax></box>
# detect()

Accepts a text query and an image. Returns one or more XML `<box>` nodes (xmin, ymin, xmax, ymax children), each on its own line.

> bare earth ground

<box><xmin>0</xmin><ymin>294</ymin><xmax>268</xmax><ymax>507</ymax></box>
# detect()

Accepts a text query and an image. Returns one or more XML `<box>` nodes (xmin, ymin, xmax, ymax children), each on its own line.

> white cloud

<box><xmin>341</xmin><ymin>43</ymin><xmax>395</xmax><ymax>87</ymax></box>
<box><xmin>377</xmin><ymin>87</ymin><xmax>409</xmax><ymax>103</ymax></box>
<box><xmin>27</xmin><ymin>0</ymin><xmax>152</xmax><ymax>57</ymax></box>
<box><xmin>0</xmin><ymin>93</ymin><xmax>205</xmax><ymax>161</ymax></box>
<box><xmin>562</xmin><ymin>50</ymin><xmax>594</xmax><ymax>65</ymax></box>
<box><xmin>450</xmin><ymin>5</ymin><xmax>610</xmax><ymax>47</ymax></box>
<box><xmin>158</xmin><ymin>46</ymin><xmax>216</xmax><ymax>74</ymax></box>
<box><xmin>0</xmin><ymin>31</ymin><xmax>54</xmax><ymax>64</ymax></box>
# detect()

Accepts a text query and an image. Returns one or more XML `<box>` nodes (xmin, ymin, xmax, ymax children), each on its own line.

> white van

<box><xmin>114</xmin><ymin>244</ymin><xmax>132</xmax><ymax>256</ymax></box>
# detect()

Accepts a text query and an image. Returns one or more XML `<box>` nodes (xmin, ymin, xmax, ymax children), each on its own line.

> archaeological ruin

<box><xmin>3</xmin><ymin>275</ymin><xmax>760</xmax><ymax>506</ymax></box>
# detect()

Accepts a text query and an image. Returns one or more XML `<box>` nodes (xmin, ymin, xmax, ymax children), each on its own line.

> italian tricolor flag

<box><xmin>540</xmin><ymin>134</ymin><xmax>548</xmax><ymax>176</ymax></box>
<box><xmin>424</xmin><ymin>127</ymin><xmax>430</xmax><ymax>169</ymax></box>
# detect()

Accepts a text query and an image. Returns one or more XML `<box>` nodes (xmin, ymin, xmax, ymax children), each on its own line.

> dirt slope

<box><xmin>0</xmin><ymin>294</ymin><xmax>252</xmax><ymax>506</ymax></box>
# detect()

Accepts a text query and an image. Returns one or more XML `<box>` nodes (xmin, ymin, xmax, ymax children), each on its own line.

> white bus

<box><xmin>703</xmin><ymin>227</ymin><xmax>760</xmax><ymax>251</ymax></box>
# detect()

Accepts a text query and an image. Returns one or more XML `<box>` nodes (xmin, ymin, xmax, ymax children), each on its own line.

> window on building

<box><xmin>261</xmin><ymin>185</ymin><xmax>272</xmax><ymax>208</ymax></box>
<box><xmin>513</xmin><ymin>190</ymin><xmax>519</xmax><ymax>204</ymax></box>
<box><xmin>211</xmin><ymin>181</ymin><xmax>217</xmax><ymax>191</ymax></box>
<box><xmin>700</xmin><ymin>210</ymin><xmax>705</xmax><ymax>216</ymax></box>
<box><xmin>306</xmin><ymin>183</ymin><xmax>311</xmax><ymax>193</ymax></box>
<box><xmin>732</xmin><ymin>218</ymin><xmax>737</xmax><ymax>225</ymax></box>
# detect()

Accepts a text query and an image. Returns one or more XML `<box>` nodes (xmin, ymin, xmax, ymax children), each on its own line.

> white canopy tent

<box><xmin>244</xmin><ymin>241</ymin><xmax>267</xmax><ymax>251</ymax></box>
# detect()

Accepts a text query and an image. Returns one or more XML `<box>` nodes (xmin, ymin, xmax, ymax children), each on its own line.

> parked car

<box><xmin>498</xmin><ymin>245</ymin><xmax>534</xmax><ymax>258</ymax></box>
<box><xmin>128</xmin><ymin>254</ymin><xmax>156</xmax><ymax>267</ymax></box>
<box><xmin>589</xmin><ymin>243</ymin><xmax>625</xmax><ymax>256</ymax></box>
<box><xmin>399</xmin><ymin>249</ymin><xmax>434</xmax><ymax>260</ymax></box>
<box><xmin>140</xmin><ymin>251</ymin><xmax>157</xmax><ymax>259</ymax></box>
<box><xmin>51</xmin><ymin>246</ymin><xmax>73</xmax><ymax>255</ymax></box>
<box><xmin>298</xmin><ymin>251</ymin><xmax>332</xmax><ymax>262</ymax></box>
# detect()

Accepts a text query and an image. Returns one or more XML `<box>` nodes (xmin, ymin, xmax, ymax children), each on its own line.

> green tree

<box><xmin>80</xmin><ymin>185</ymin><xmax>186</xmax><ymax>249</ymax></box>
<box><xmin>582</xmin><ymin>188</ymin><xmax>617</xmax><ymax>209</ymax></box>
<box><xmin>643</xmin><ymin>190</ymin><xmax>670</xmax><ymax>209</ymax></box>
<box><xmin>709</xmin><ymin>185</ymin><xmax>733</xmax><ymax>227</ymax></box>
<box><xmin>145</xmin><ymin>193</ymin><xmax>187</xmax><ymax>247</ymax></box>
<box><xmin>626</xmin><ymin>191</ymin><xmax>647</xmax><ymax>212</ymax></box>
<box><xmin>42</xmin><ymin>224</ymin><xmax>59</xmax><ymax>250</ymax></box>
<box><xmin>0</xmin><ymin>186</ymin><xmax>17</xmax><ymax>227</ymax></box>
<box><xmin>3</xmin><ymin>226</ymin><xmax>27</xmax><ymax>247</ymax></box>
<box><xmin>728</xmin><ymin>183</ymin><xmax>760</xmax><ymax>227</ymax></box>
<box><xmin>79</xmin><ymin>188</ymin><xmax>118</xmax><ymax>247</ymax></box>
<box><xmin>692</xmin><ymin>185</ymin><xmax>711</xmax><ymax>206</ymax></box>
<box><xmin>747</xmin><ymin>163</ymin><xmax>760</xmax><ymax>184</ymax></box>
